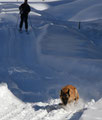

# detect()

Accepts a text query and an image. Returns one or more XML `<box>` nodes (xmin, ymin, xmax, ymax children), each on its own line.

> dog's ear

<box><xmin>67</xmin><ymin>89</ymin><xmax>70</xmax><ymax>96</ymax></box>
<box><xmin>61</xmin><ymin>90</ymin><xmax>63</xmax><ymax>95</ymax></box>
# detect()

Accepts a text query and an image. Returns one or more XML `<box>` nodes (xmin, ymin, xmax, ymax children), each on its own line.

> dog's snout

<box><xmin>62</xmin><ymin>96</ymin><xmax>68</xmax><ymax>105</ymax></box>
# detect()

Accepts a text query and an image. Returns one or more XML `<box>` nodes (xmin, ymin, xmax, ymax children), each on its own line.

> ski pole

<box><xmin>29</xmin><ymin>15</ymin><xmax>33</xmax><ymax>29</ymax></box>
<box><xmin>16</xmin><ymin>13</ymin><xmax>20</xmax><ymax>29</ymax></box>
<box><xmin>29</xmin><ymin>15</ymin><xmax>37</xmax><ymax>36</ymax></box>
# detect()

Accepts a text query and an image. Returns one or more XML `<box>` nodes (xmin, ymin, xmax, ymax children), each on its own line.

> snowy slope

<box><xmin>46</xmin><ymin>0</ymin><xmax>102</xmax><ymax>21</ymax></box>
<box><xmin>0</xmin><ymin>83</ymin><xmax>102</xmax><ymax>120</ymax></box>
<box><xmin>0</xmin><ymin>0</ymin><xmax>102</xmax><ymax>119</ymax></box>
<box><xmin>0</xmin><ymin>83</ymin><xmax>96</xmax><ymax>120</ymax></box>
<box><xmin>70</xmin><ymin>4</ymin><xmax>102</xmax><ymax>21</ymax></box>
<box><xmin>0</xmin><ymin>83</ymin><xmax>35</xmax><ymax>120</ymax></box>
<box><xmin>80</xmin><ymin>99</ymin><xmax>102</xmax><ymax>120</ymax></box>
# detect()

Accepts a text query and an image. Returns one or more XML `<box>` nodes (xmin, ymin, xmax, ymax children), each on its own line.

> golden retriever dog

<box><xmin>60</xmin><ymin>85</ymin><xmax>79</xmax><ymax>105</ymax></box>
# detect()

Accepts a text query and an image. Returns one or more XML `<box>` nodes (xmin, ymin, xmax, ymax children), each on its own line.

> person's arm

<box><xmin>28</xmin><ymin>5</ymin><xmax>31</xmax><ymax>13</ymax></box>
<box><xmin>19</xmin><ymin>5</ymin><xmax>21</xmax><ymax>10</ymax></box>
<box><xmin>19</xmin><ymin>4</ymin><xmax>23</xmax><ymax>14</ymax></box>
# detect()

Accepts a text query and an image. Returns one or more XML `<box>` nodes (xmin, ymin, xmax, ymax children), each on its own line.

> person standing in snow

<box><xmin>19</xmin><ymin>0</ymin><xmax>31</xmax><ymax>32</ymax></box>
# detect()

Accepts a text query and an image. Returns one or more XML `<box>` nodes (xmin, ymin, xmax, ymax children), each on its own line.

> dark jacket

<box><xmin>19</xmin><ymin>3</ymin><xmax>30</xmax><ymax>16</ymax></box>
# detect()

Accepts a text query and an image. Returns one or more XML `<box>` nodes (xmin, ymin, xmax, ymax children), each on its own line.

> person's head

<box><xmin>24</xmin><ymin>0</ymin><xmax>28</xmax><ymax>4</ymax></box>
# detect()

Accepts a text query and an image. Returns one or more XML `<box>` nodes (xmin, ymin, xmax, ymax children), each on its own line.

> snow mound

<box><xmin>47</xmin><ymin>0</ymin><xmax>102</xmax><ymax>21</ymax></box>
<box><xmin>30</xmin><ymin>3</ymin><xmax>49</xmax><ymax>11</ymax></box>
<box><xmin>80</xmin><ymin>98</ymin><xmax>102</xmax><ymax>120</ymax></box>
<box><xmin>39</xmin><ymin>24</ymin><xmax>99</xmax><ymax>60</ymax></box>
<box><xmin>0</xmin><ymin>83</ymin><xmax>34</xmax><ymax>120</ymax></box>
<box><xmin>70</xmin><ymin>4</ymin><xmax>102</xmax><ymax>21</ymax></box>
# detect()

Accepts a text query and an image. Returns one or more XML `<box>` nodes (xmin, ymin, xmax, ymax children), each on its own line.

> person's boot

<box><xmin>19</xmin><ymin>28</ymin><xmax>22</xmax><ymax>32</ymax></box>
<box><xmin>25</xmin><ymin>29</ymin><xmax>29</xmax><ymax>33</ymax></box>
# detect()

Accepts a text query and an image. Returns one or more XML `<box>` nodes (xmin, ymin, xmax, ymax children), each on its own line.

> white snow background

<box><xmin>0</xmin><ymin>0</ymin><xmax>102</xmax><ymax>119</ymax></box>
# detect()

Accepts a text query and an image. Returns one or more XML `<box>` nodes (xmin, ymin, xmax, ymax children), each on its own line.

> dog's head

<box><xmin>60</xmin><ymin>89</ymin><xmax>70</xmax><ymax>105</ymax></box>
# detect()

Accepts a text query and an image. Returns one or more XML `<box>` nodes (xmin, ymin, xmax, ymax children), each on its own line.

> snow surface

<box><xmin>46</xmin><ymin>0</ymin><xmax>102</xmax><ymax>21</ymax></box>
<box><xmin>0</xmin><ymin>0</ymin><xmax>102</xmax><ymax>119</ymax></box>
<box><xmin>0</xmin><ymin>83</ymin><xmax>96</xmax><ymax>120</ymax></box>
<box><xmin>80</xmin><ymin>99</ymin><xmax>102</xmax><ymax>120</ymax></box>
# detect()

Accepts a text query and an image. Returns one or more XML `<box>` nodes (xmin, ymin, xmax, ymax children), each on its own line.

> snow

<box><xmin>80</xmin><ymin>99</ymin><xmax>102</xmax><ymax>120</ymax></box>
<box><xmin>0</xmin><ymin>0</ymin><xmax>60</xmax><ymax>2</ymax></box>
<box><xmin>0</xmin><ymin>83</ymin><xmax>93</xmax><ymax>120</ymax></box>
<box><xmin>46</xmin><ymin>0</ymin><xmax>102</xmax><ymax>21</ymax></box>
<box><xmin>70</xmin><ymin>4</ymin><xmax>102</xmax><ymax>22</ymax></box>
<box><xmin>0</xmin><ymin>0</ymin><xmax>102</xmax><ymax>119</ymax></box>
<box><xmin>30</xmin><ymin>3</ymin><xmax>49</xmax><ymax>11</ymax></box>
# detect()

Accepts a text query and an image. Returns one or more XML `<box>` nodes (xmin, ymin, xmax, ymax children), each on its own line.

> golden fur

<box><xmin>60</xmin><ymin>85</ymin><xmax>79</xmax><ymax>105</ymax></box>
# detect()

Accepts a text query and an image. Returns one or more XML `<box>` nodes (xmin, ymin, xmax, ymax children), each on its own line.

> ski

<box><xmin>18</xmin><ymin>29</ymin><xmax>30</xmax><ymax>35</ymax></box>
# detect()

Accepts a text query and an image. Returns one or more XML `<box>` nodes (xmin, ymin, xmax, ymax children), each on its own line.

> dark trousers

<box><xmin>19</xmin><ymin>14</ymin><xmax>28</xmax><ymax>30</ymax></box>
